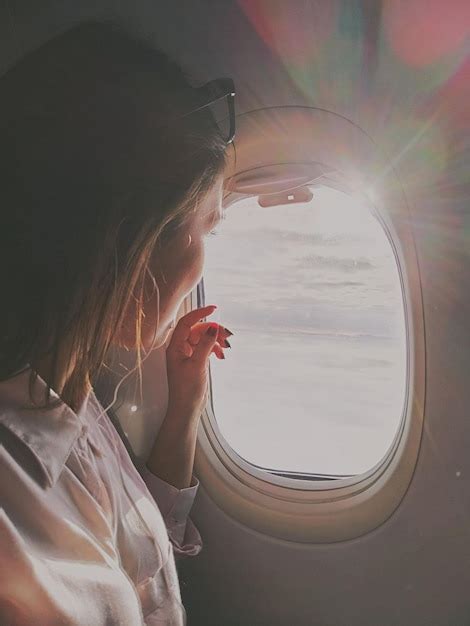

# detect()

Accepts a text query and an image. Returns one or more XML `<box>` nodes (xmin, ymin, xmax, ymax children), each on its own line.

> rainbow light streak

<box><xmin>234</xmin><ymin>1</ymin><xmax>469</xmax><ymax>473</ymax></box>
<box><xmin>236</xmin><ymin>0</ymin><xmax>469</xmax><ymax>316</ymax></box>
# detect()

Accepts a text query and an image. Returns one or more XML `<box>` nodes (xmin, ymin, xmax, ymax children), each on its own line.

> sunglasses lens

<box><xmin>207</xmin><ymin>95</ymin><xmax>233</xmax><ymax>143</ymax></box>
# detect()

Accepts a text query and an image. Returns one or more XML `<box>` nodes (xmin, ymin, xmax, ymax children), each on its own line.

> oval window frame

<box><xmin>191</xmin><ymin>108</ymin><xmax>425</xmax><ymax>543</ymax></box>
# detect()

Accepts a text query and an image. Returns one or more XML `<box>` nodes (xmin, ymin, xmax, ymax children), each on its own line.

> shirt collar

<box><xmin>0</xmin><ymin>367</ymin><xmax>88</xmax><ymax>487</ymax></box>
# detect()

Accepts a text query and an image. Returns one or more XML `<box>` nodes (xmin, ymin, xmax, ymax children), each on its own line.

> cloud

<box><xmin>294</xmin><ymin>254</ymin><xmax>375</xmax><ymax>272</ymax></box>
<box><xmin>304</xmin><ymin>280</ymin><xmax>364</xmax><ymax>288</ymax></box>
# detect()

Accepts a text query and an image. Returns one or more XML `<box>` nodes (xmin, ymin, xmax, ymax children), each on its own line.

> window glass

<box><xmin>204</xmin><ymin>186</ymin><xmax>407</xmax><ymax>476</ymax></box>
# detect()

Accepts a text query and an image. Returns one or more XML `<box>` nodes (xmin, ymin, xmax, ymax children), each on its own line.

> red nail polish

<box><xmin>223</xmin><ymin>339</ymin><xmax>231</xmax><ymax>348</ymax></box>
<box><xmin>223</xmin><ymin>327</ymin><xmax>234</xmax><ymax>337</ymax></box>
<box><xmin>207</xmin><ymin>325</ymin><xmax>217</xmax><ymax>337</ymax></box>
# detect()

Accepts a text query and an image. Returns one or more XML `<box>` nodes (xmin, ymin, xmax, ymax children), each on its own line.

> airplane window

<box><xmin>203</xmin><ymin>186</ymin><xmax>407</xmax><ymax>477</ymax></box>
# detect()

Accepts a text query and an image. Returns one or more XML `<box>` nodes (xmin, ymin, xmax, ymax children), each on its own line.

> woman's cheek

<box><xmin>181</xmin><ymin>237</ymin><xmax>205</xmax><ymax>292</ymax></box>
<box><xmin>192</xmin><ymin>245</ymin><xmax>205</xmax><ymax>286</ymax></box>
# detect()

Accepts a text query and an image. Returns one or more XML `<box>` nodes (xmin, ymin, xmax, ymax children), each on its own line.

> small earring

<box><xmin>187</xmin><ymin>234</ymin><xmax>192</xmax><ymax>246</ymax></box>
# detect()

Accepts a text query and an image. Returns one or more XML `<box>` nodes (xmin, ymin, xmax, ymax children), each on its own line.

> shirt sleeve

<box><xmin>140</xmin><ymin>465</ymin><xmax>203</xmax><ymax>558</ymax></box>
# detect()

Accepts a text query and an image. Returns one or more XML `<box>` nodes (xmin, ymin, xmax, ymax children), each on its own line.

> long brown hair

<box><xmin>0</xmin><ymin>22</ymin><xmax>227</xmax><ymax>410</ymax></box>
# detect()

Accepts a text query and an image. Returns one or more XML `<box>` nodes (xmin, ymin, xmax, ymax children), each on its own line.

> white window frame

<box><xmin>188</xmin><ymin>180</ymin><xmax>425</xmax><ymax>543</ymax></box>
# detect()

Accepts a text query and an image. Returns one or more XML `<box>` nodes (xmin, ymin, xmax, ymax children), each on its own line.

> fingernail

<box><xmin>223</xmin><ymin>327</ymin><xmax>234</xmax><ymax>336</ymax></box>
<box><xmin>220</xmin><ymin>352</ymin><xmax>225</xmax><ymax>359</ymax></box>
<box><xmin>207</xmin><ymin>325</ymin><xmax>218</xmax><ymax>337</ymax></box>
<box><xmin>223</xmin><ymin>339</ymin><xmax>231</xmax><ymax>348</ymax></box>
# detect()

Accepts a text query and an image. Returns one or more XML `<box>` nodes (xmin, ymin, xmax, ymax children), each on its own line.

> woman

<box><xmin>0</xmin><ymin>22</ymin><xmax>233</xmax><ymax>625</ymax></box>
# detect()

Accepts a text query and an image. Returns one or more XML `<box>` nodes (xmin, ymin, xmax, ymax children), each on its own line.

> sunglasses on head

<box><xmin>178</xmin><ymin>77</ymin><xmax>236</xmax><ymax>144</ymax></box>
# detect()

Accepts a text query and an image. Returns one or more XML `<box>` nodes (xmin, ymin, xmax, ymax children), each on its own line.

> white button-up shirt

<box><xmin>0</xmin><ymin>368</ymin><xmax>202</xmax><ymax>625</ymax></box>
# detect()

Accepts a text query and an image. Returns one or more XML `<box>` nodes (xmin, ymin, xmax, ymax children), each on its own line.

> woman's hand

<box><xmin>165</xmin><ymin>305</ymin><xmax>231</xmax><ymax>424</ymax></box>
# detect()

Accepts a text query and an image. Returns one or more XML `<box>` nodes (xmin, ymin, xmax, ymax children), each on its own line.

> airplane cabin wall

<box><xmin>1</xmin><ymin>2</ymin><xmax>469</xmax><ymax>625</ymax></box>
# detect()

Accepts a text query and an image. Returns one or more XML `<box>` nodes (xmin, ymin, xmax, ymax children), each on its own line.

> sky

<box><xmin>203</xmin><ymin>186</ymin><xmax>407</xmax><ymax>476</ymax></box>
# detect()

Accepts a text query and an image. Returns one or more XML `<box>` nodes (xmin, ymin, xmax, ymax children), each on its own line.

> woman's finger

<box><xmin>180</xmin><ymin>305</ymin><xmax>218</xmax><ymax>328</ymax></box>
<box><xmin>192</xmin><ymin>324</ymin><xmax>220</xmax><ymax>365</ymax></box>
<box><xmin>211</xmin><ymin>342</ymin><xmax>225</xmax><ymax>359</ymax></box>
<box><xmin>168</xmin><ymin>305</ymin><xmax>217</xmax><ymax>347</ymax></box>
<box><xmin>188</xmin><ymin>322</ymin><xmax>231</xmax><ymax>347</ymax></box>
